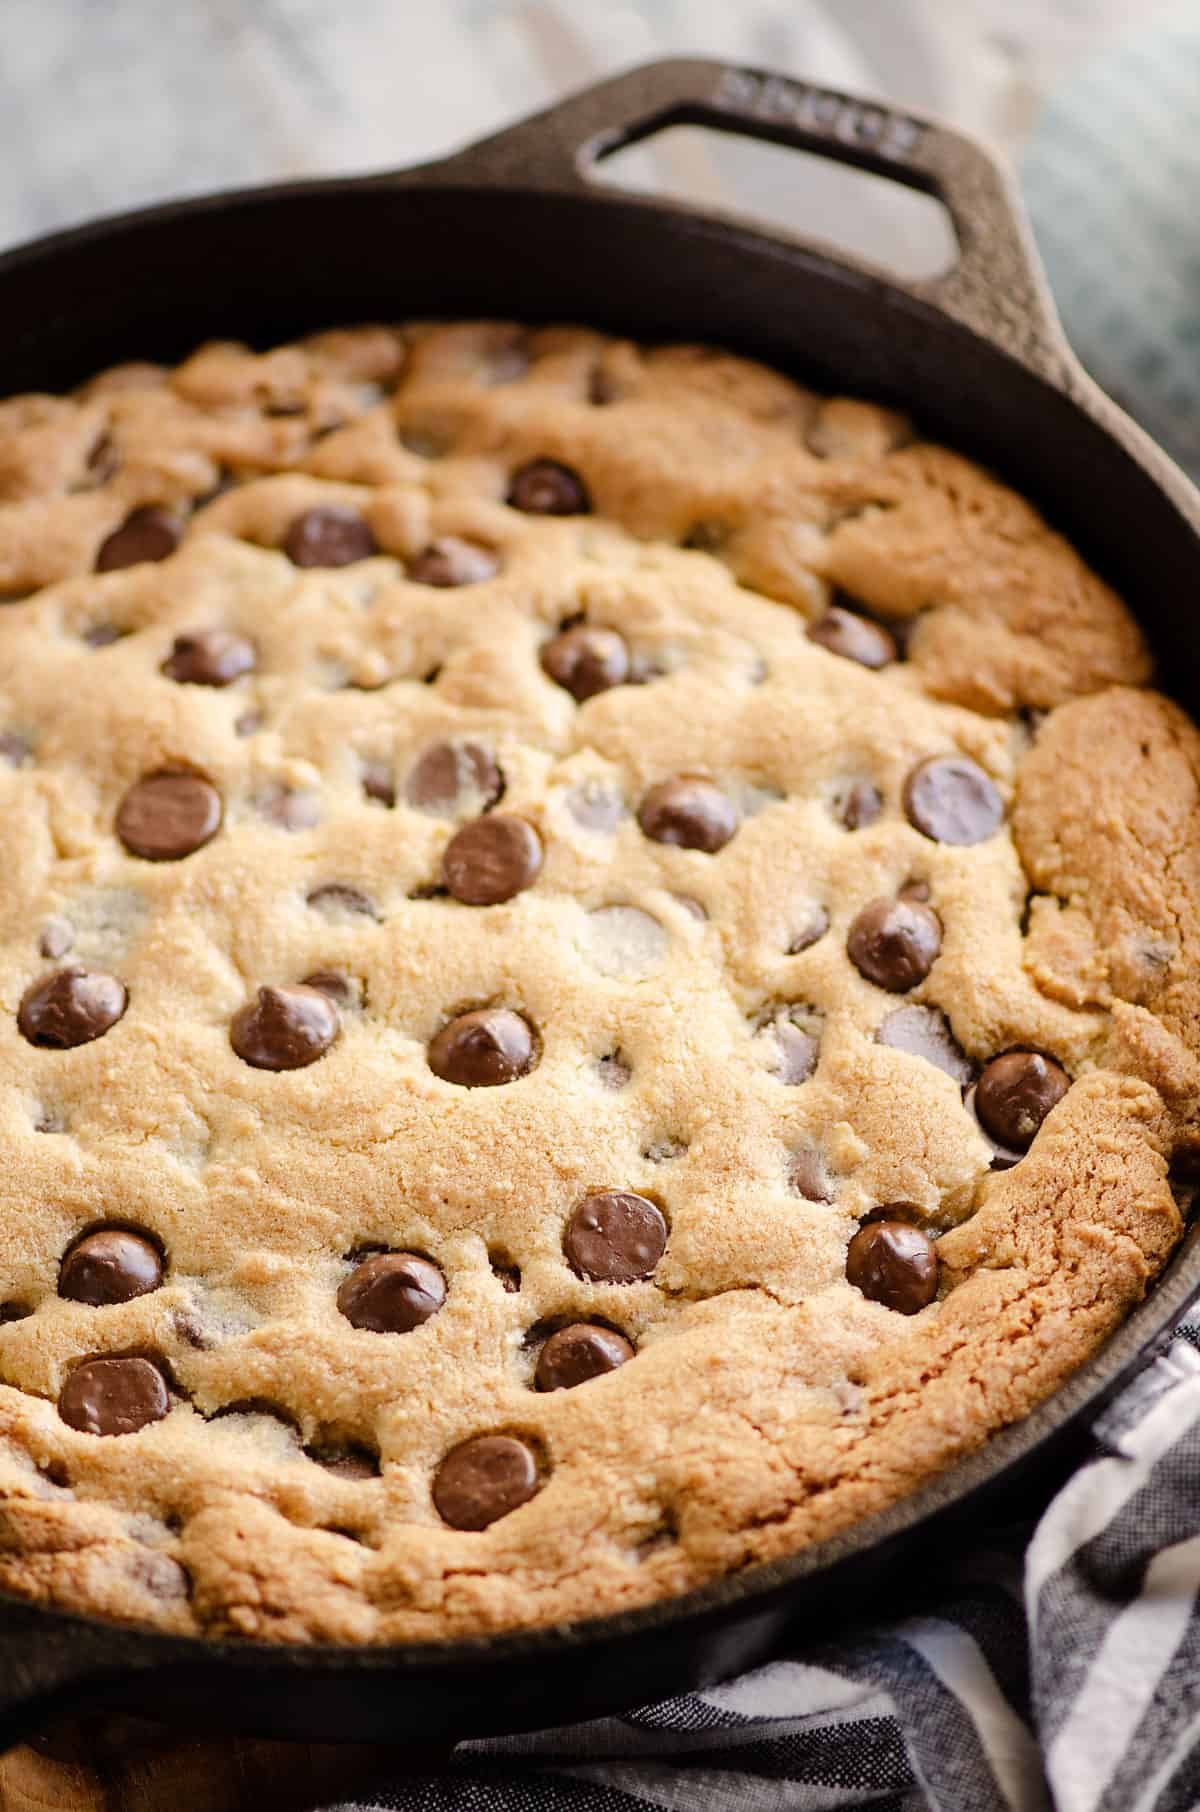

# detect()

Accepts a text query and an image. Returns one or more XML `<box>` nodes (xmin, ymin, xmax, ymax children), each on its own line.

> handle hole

<box><xmin>591</xmin><ymin>123</ymin><xmax>957</xmax><ymax>283</ymax></box>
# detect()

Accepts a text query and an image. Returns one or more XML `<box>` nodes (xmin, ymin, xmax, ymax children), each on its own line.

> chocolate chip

<box><xmin>596</xmin><ymin>1052</ymin><xmax>632</xmax><ymax>1090</ymax></box>
<box><xmin>407</xmin><ymin>537</ymin><xmax>498</xmax><ymax>587</ymax></box>
<box><xmin>564</xmin><ymin>1191</ymin><xmax>667</xmax><ymax>1284</ymax></box>
<box><xmin>508</xmin><ymin>460</ymin><xmax>590</xmax><ymax>516</ymax></box>
<box><xmin>162</xmin><ymin>629</ymin><xmax>256</xmax><ymax>687</ymax></box>
<box><xmin>490</xmin><ymin>1250</ymin><xmax>522</xmax><ymax>1293</ymax></box>
<box><xmin>535</xmin><ymin>1323</ymin><xmax>633</xmax><ymax>1391</ymax></box>
<box><xmin>357</xmin><ymin>759</ymin><xmax>393</xmax><ymax>808</ymax></box>
<box><xmin>566</xmin><ymin>780</ymin><xmax>624</xmax><ymax>831</ymax></box>
<box><xmin>301</xmin><ymin>970</ymin><xmax>362</xmax><ymax>1010</ymax></box>
<box><xmin>964</xmin><ymin>1083</ymin><xmax>1024</xmax><ymax>1170</ymax></box>
<box><xmin>283</xmin><ymin>505</ymin><xmax>377</xmax><ymax>567</ymax></box>
<box><xmin>59</xmin><ymin>1229</ymin><xmax>163</xmax><ymax>1306</ymax></box>
<box><xmin>38</xmin><ymin>918</ymin><xmax>74</xmax><ymax>960</ymax></box>
<box><xmin>974</xmin><ymin>1051</ymin><xmax>1069</xmax><ymax>1150</ymax></box>
<box><xmin>790</xmin><ymin>1147</ymin><xmax>832</xmax><ymax>1202</ymax></box>
<box><xmin>877</xmin><ymin>1005</ymin><xmax>975</xmax><ymax>1087</ymax></box>
<box><xmin>442</xmin><ymin>816</ymin><xmax>543</xmax><ymax>905</ymax></box>
<box><xmin>310</xmin><ymin>1444</ymin><xmax>380</xmax><ymax>1479</ymax></box>
<box><xmin>116</xmin><ymin>771</ymin><xmax>222</xmax><ymax>861</ymax></box>
<box><xmin>758</xmin><ymin>1009</ymin><xmax>820</xmax><ymax>1084</ymax></box>
<box><xmin>540</xmin><ymin>626</ymin><xmax>630</xmax><ymax>701</ymax></box>
<box><xmin>904</xmin><ymin>755</ymin><xmax>1003</xmax><ymax>845</ymax></box>
<box><xmin>256</xmin><ymin>786</ymin><xmax>320</xmax><ymax>831</ymax></box>
<box><xmin>433</xmin><ymin>1433</ymin><xmax>542</xmax><ymax>1530</ymax></box>
<box><xmin>95</xmin><ymin>507</ymin><xmax>183</xmax><ymax>572</ymax></box>
<box><xmin>336</xmin><ymin>1253</ymin><xmax>446</xmax><ymax>1333</ymax></box>
<box><xmin>405</xmin><ymin>742</ymin><xmax>503</xmax><ymax>817</ymax></box>
<box><xmin>788</xmin><ymin>905</ymin><xmax>830</xmax><ymax>953</ymax></box>
<box><xmin>847</xmin><ymin>898</ymin><xmax>941</xmax><ymax>992</ymax></box>
<box><xmin>19</xmin><ymin>968</ymin><xmax>127</xmax><ymax>1048</ymax></box>
<box><xmin>807</xmin><ymin>606</ymin><xmax>897</xmax><ymax>668</ymax></box>
<box><xmin>82</xmin><ymin>623</ymin><xmax>125</xmax><ymax>648</ymax></box>
<box><xmin>428</xmin><ymin>1008</ymin><xmax>536</xmax><ymax>1087</ymax></box>
<box><xmin>837</xmin><ymin>780</ymin><xmax>883</xmax><ymax>831</ymax></box>
<box><xmin>306</xmin><ymin>883</ymin><xmax>379</xmax><ymax>923</ymax></box>
<box><xmin>230</xmin><ymin>983</ymin><xmax>340</xmax><ymax>1070</ymax></box>
<box><xmin>0</xmin><ymin>731</ymin><xmax>31</xmax><ymax>768</ymax></box>
<box><xmin>58</xmin><ymin>1356</ymin><xmax>170</xmax><ymax>1436</ymax></box>
<box><xmin>846</xmin><ymin>1218</ymin><xmax>938</xmax><ymax>1313</ymax></box>
<box><xmin>637</xmin><ymin>776</ymin><xmax>739</xmax><ymax>852</ymax></box>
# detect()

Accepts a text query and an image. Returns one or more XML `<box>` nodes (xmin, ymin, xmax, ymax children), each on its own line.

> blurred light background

<box><xmin>1</xmin><ymin>0</ymin><xmax>1195</xmax><ymax>474</ymax></box>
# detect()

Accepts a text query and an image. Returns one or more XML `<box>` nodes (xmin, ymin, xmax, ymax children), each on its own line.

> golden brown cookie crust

<box><xmin>0</xmin><ymin>321</ymin><xmax>1191</xmax><ymax>1643</ymax></box>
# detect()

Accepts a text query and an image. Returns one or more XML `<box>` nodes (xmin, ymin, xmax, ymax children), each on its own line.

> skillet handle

<box><xmin>423</xmin><ymin>56</ymin><xmax>1070</xmax><ymax>383</ymax></box>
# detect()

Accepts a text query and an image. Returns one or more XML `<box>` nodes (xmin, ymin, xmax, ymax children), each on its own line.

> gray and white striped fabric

<box><xmin>330</xmin><ymin>1328</ymin><xmax>1200</xmax><ymax>1812</ymax></box>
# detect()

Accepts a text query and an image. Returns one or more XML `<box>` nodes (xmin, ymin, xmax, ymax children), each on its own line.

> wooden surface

<box><xmin>0</xmin><ymin>1</ymin><xmax>1145</xmax><ymax>1806</ymax></box>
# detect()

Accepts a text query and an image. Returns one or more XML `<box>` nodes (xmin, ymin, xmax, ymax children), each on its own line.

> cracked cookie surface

<box><xmin>0</xmin><ymin>320</ymin><xmax>1193</xmax><ymax>1643</ymax></box>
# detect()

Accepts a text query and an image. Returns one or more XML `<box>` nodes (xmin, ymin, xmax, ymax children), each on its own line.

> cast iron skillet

<box><xmin>1</xmin><ymin>57</ymin><xmax>1199</xmax><ymax>1749</ymax></box>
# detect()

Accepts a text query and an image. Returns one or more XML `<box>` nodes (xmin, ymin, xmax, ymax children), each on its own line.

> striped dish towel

<box><xmin>329</xmin><ymin>1329</ymin><xmax>1200</xmax><ymax>1812</ymax></box>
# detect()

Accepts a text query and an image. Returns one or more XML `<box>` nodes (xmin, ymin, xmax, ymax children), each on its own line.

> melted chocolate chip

<box><xmin>565</xmin><ymin>780</ymin><xmax>623</xmax><ymax>831</ymax></box>
<box><xmin>807</xmin><ymin>606</ymin><xmax>897</xmax><ymax>668</ymax></box>
<box><xmin>283</xmin><ymin>505</ymin><xmax>377</xmax><ymax>568</ymax></box>
<box><xmin>974</xmin><ymin>1051</ymin><xmax>1069</xmax><ymax>1150</ymax></box>
<box><xmin>162</xmin><ymin>629</ymin><xmax>256</xmax><ymax>687</ymax></box>
<box><xmin>360</xmin><ymin>759</ymin><xmax>394</xmax><ymax>807</ymax></box>
<box><xmin>877</xmin><ymin>1005</ymin><xmax>975</xmax><ymax>1087</ymax></box>
<box><xmin>310</xmin><ymin>1444</ymin><xmax>380</xmax><ymax>1479</ymax></box>
<box><xmin>428</xmin><ymin>1008</ymin><xmax>536</xmax><ymax>1088</ymax></box>
<box><xmin>95</xmin><ymin>507</ymin><xmax>183</xmax><ymax>572</ymax></box>
<box><xmin>116</xmin><ymin>771</ymin><xmax>222</xmax><ymax>861</ymax></box>
<box><xmin>301</xmin><ymin>970</ymin><xmax>362</xmax><ymax>1010</ymax></box>
<box><xmin>837</xmin><ymin>780</ymin><xmax>883</xmax><ymax>831</ymax></box>
<box><xmin>405</xmin><ymin>742</ymin><xmax>503</xmax><ymax>817</ymax></box>
<box><xmin>256</xmin><ymin>786</ymin><xmax>320</xmax><ymax>831</ymax></box>
<box><xmin>847</xmin><ymin>899</ymin><xmax>942</xmax><ymax>992</ymax></box>
<box><xmin>788</xmin><ymin>905</ymin><xmax>830</xmax><ymax>954</ymax></box>
<box><xmin>846</xmin><ymin>1218</ymin><xmax>938</xmax><ymax>1313</ymax></box>
<box><xmin>38</xmin><ymin>918</ymin><xmax>74</xmax><ymax>960</ymax></box>
<box><xmin>230</xmin><ymin>984</ymin><xmax>340</xmax><ymax>1070</ymax></box>
<box><xmin>535</xmin><ymin>1323</ymin><xmax>633</xmax><ymax>1391</ymax></box>
<box><xmin>0</xmin><ymin>731</ymin><xmax>31</xmax><ymax>768</ymax></box>
<box><xmin>637</xmin><ymin>776</ymin><xmax>739</xmax><ymax>852</ymax></box>
<box><xmin>759</xmin><ymin>1010</ymin><xmax>820</xmax><ymax>1085</ymax></box>
<box><xmin>306</xmin><ymin>883</ymin><xmax>379</xmax><ymax>922</ymax></box>
<box><xmin>58</xmin><ymin>1356</ymin><xmax>170</xmax><ymax>1436</ymax></box>
<box><xmin>442</xmin><ymin>815</ymin><xmax>543</xmax><ymax>906</ymax></box>
<box><xmin>790</xmin><ymin>1147</ymin><xmax>833</xmax><ymax>1202</ymax></box>
<box><xmin>407</xmin><ymin>537</ymin><xmax>498</xmax><ymax>587</ymax></box>
<box><xmin>82</xmin><ymin>623</ymin><xmax>125</xmax><ymax>648</ymax></box>
<box><xmin>59</xmin><ymin>1229</ymin><xmax>163</xmax><ymax>1305</ymax></box>
<box><xmin>540</xmin><ymin>626</ymin><xmax>630</xmax><ymax>701</ymax></box>
<box><xmin>337</xmin><ymin>1253</ymin><xmax>446</xmax><ymax>1333</ymax></box>
<box><xmin>433</xmin><ymin>1433</ymin><xmax>542</xmax><ymax>1530</ymax></box>
<box><xmin>508</xmin><ymin>460</ymin><xmax>590</xmax><ymax>516</ymax></box>
<box><xmin>904</xmin><ymin>755</ymin><xmax>1003</xmax><ymax>845</ymax></box>
<box><xmin>19</xmin><ymin>968</ymin><xmax>127</xmax><ymax>1048</ymax></box>
<box><xmin>564</xmin><ymin>1191</ymin><xmax>667</xmax><ymax>1284</ymax></box>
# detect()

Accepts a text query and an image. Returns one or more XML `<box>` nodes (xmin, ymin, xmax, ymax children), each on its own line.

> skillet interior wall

<box><xmin>3</xmin><ymin>182</ymin><xmax>1198</xmax><ymax>715</ymax></box>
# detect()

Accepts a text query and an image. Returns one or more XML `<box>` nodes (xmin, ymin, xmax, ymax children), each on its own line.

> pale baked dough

<box><xmin>0</xmin><ymin>321</ymin><xmax>1191</xmax><ymax>1641</ymax></box>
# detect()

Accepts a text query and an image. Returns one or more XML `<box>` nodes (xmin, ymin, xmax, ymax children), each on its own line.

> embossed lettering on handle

<box><xmin>712</xmin><ymin>67</ymin><xmax>923</xmax><ymax>164</ymax></box>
